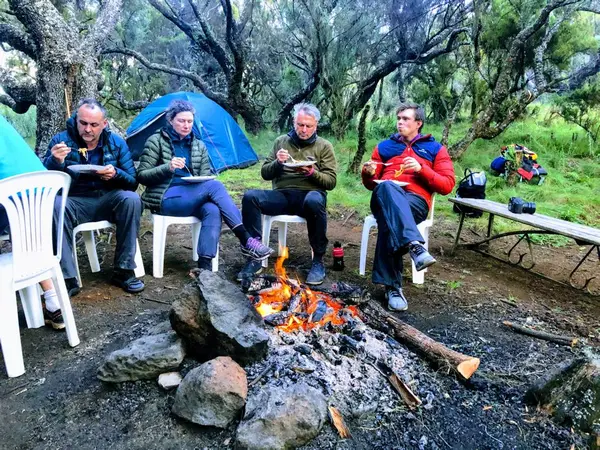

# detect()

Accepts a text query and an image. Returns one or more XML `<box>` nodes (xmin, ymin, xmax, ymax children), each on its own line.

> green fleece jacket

<box><xmin>261</xmin><ymin>135</ymin><xmax>337</xmax><ymax>191</ymax></box>
<box><xmin>136</xmin><ymin>129</ymin><xmax>211</xmax><ymax>212</ymax></box>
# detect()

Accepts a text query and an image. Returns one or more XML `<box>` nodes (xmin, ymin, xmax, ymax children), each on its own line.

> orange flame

<box><xmin>252</xmin><ymin>247</ymin><xmax>360</xmax><ymax>332</ymax></box>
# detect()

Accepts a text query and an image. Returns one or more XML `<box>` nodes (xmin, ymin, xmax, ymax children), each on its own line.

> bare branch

<box><xmin>149</xmin><ymin>0</ymin><xmax>196</xmax><ymax>41</ymax></box>
<box><xmin>103</xmin><ymin>47</ymin><xmax>227</xmax><ymax>104</ymax></box>
<box><xmin>8</xmin><ymin>0</ymin><xmax>72</xmax><ymax>49</ymax></box>
<box><xmin>86</xmin><ymin>0</ymin><xmax>123</xmax><ymax>51</ymax></box>
<box><xmin>0</xmin><ymin>22</ymin><xmax>37</xmax><ymax>58</ymax></box>
<box><xmin>0</xmin><ymin>67</ymin><xmax>36</xmax><ymax>113</ymax></box>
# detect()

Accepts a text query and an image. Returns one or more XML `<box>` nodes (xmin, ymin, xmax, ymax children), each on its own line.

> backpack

<box><xmin>453</xmin><ymin>169</ymin><xmax>487</xmax><ymax>218</ymax></box>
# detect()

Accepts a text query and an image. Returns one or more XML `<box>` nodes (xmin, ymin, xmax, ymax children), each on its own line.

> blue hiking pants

<box><xmin>160</xmin><ymin>180</ymin><xmax>243</xmax><ymax>260</ymax></box>
<box><xmin>370</xmin><ymin>182</ymin><xmax>429</xmax><ymax>287</ymax></box>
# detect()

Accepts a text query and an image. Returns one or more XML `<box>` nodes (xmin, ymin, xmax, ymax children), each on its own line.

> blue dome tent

<box><xmin>126</xmin><ymin>92</ymin><xmax>258</xmax><ymax>173</ymax></box>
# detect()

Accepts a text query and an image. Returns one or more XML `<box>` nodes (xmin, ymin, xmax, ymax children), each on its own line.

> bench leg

<box><xmin>451</xmin><ymin>213</ymin><xmax>465</xmax><ymax>255</ymax></box>
<box><xmin>487</xmin><ymin>214</ymin><xmax>495</xmax><ymax>238</ymax></box>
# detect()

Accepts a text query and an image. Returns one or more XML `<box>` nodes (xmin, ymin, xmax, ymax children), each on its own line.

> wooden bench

<box><xmin>449</xmin><ymin>197</ymin><xmax>600</xmax><ymax>296</ymax></box>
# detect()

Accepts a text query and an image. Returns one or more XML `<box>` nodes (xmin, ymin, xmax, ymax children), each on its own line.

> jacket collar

<box><xmin>390</xmin><ymin>133</ymin><xmax>433</xmax><ymax>146</ymax></box>
<box><xmin>287</xmin><ymin>129</ymin><xmax>317</xmax><ymax>147</ymax></box>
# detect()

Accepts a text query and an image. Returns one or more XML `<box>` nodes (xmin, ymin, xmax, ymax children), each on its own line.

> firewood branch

<box><xmin>502</xmin><ymin>321</ymin><xmax>579</xmax><ymax>346</ymax></box>
<box><xmin>362</xmin><ymin>302</ymin><xmax>480</xmax><ymax>381</ymax></box>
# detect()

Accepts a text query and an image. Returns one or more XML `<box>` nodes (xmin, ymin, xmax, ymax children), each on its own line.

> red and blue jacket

<box><xmin>361</xmin><ymin>133</ymin><xmax>455</xmax><ymax>209</ymax></box>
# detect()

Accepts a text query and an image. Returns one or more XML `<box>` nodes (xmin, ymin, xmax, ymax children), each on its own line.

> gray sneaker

<box><xmin>409</xmin><ymin>243</ymin><xmax>436</xmax><ymax>272</ymax></box>
<box><xmin>241</xmin><ymin>237</ymin><xmax>274</xmax><ymax>261</ymax></box>
<box><xmin>306</xmin><ymin>261</ymin><xmax>326</xmax><ymax>285</ymax></box>
<box><xmin>237</xmin><ymin>259</ymin><xmax>263</xmax><ymax>281</ymax></box>
<box><xmin>386</xmin><ymin>287</ymin><xmax>408</xmax><ymax>311</ymax></box>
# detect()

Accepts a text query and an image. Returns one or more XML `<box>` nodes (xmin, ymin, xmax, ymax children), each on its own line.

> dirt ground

<box><xmin>1</xmin><ymin>207</ymin><xmax>599</xmax><ymax>450</ymax></box>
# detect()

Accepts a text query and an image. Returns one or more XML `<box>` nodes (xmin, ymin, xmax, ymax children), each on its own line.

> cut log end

<box><xmin>457</xmin><ymin>358</ymin><xmax>481</xmax><ymax>380</ymax></box>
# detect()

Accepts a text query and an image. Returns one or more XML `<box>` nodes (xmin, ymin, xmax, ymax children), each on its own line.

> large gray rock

<box><xmin>172</xmin><ymin>356</ymin><xmax>247</xmax><ymax>428</ymax></box>
<box><xmin>170</xmin><ymin>270</ymin><xmax>269</xmax><ymax>365</ymax></box>
<box><xmin>236</xmin><ymin>383</ymin><xmax>328</xmax><ymax>450</ymax></box>
<box><xmin>97</xmin><ymin>331</ymin><xmax>185</xmax><ymax>382</ymax></box>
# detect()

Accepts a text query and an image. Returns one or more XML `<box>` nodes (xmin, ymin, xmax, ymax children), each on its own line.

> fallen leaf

<box><xmin>483</xmin><ymin>405</ymin><xmax>493</xmax><ymax>411</ymax></box>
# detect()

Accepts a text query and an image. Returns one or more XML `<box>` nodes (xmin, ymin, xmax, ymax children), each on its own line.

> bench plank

<box><xmin>449</xmin><ymin>198</ymin><xmax>600</xmax><ymax>246</ymax></box>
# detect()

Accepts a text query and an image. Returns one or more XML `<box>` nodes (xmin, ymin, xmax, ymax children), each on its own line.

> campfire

<box><xmin>245</xmin><ymin>248</ymin><xmax>361</xmax><ymax>332</ymax></box>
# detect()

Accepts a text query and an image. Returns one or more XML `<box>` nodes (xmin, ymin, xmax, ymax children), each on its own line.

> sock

<box><xmin>312</xmin><ymin>254</ymin><xmax>324</xmax><ymax>263</ymax></box>
<box><xmin>232</xmin><ymin>224</ymin><xmax>252</xmax><ymax>246</ymax></box>
<box><xmin>44</xmin><ymin>288</ymin><xmax>60</xmax><ymax>313</ymax></box>
<box><xmin>197</xmin><ymin>257</ymin><xmax>213</xmax><ymax>270</ymax></box>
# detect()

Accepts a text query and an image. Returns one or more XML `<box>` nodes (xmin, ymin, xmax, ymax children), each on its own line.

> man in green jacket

<box><xmin>239</xmin><ymin>103</ymin><xmax>337</xmax><ymax>285</ymax></box>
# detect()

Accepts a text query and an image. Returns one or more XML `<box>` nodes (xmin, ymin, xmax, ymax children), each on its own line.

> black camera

<box><xmin>508</xmin><ymin>197</ymin><xmax>536</xmax><ymax>214</ymax></box>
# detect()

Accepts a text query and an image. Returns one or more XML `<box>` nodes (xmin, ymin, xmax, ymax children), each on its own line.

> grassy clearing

<box><xmin>222</xmin><ymin>111</ymin><xmax>599</xmax><ymax>243</ymax></box>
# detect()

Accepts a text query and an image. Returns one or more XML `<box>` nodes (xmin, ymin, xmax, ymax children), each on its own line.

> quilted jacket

<box><xmin>136</xmin><ymin>129</ymin><xmax>211</xmax><ymax>212</ymax></box>
<box><xmin>361</xmin><ymin>133</ymin><xmax>455</xmax><ymax>208</ymax></box>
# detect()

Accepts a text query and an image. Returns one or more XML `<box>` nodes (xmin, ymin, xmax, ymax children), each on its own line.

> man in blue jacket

<box><xmin>43</xmin><ymin>99</ymin><xmax>144</xmax><ymax>295</ymax></box>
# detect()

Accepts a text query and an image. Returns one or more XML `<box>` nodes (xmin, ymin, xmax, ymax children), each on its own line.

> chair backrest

<box><xmin>427</xmin><ymin>194</ymin><xmax>436</xmax><ymax>224</ymax></box>
<box><xmin>0</xmin><ymin>171</ymin><xmax>71</xmax><ymax>281</ymax></box>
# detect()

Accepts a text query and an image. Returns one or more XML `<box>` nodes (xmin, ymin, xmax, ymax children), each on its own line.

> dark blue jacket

<box><xmin>43</xmin><ymin>116</ymin><xmax>138</xmax><ymax>195</ymax></box>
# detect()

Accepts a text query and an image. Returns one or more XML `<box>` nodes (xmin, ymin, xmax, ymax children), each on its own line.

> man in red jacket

<box><xmin>362</xmin><ymin>103</ymin><xmax>455</xmax><ymax>311</ymax></box>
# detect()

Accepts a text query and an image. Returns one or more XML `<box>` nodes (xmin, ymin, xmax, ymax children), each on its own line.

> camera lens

<box><xmin>523</xmin><ymin>202</ymin><xmax>536</xmax><ymax>214</ymax></box>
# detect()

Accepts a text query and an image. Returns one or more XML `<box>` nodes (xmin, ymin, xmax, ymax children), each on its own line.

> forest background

<box><xmin>1</xmin><ymin>0</ymin><xmax>600</xmax><ymax>238</ymax></box>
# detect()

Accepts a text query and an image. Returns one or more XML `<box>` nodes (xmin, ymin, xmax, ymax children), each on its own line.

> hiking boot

<box><xmin>44</xmin><ymin>307</ymin><xmax>65</xmax><ymax>330</ymax></box>
<box><xmin>111</xmin><ymin>269</ymin><xmax>145</xmax><ymax>293</ymax></box>
<box><xmin>409</xmin><ymin>243</ymin><xmax>436</xmax><ymax>272</ymax></box>
<box><xmin>237</xmin><ymin>259</ymin><xmax>263</xmax><ymax>281</ymax></box>
<box><xmin>306</xmin><ymin>260</ymin><xmax>326</xmax><ymax>285</ymax></box>
<box><xmin>65</xmin><ymin>277</ymin><xmax>80</xmax><ymax>297</ymax></box>
<box><xmin>386</xmin><ymin>286</ymin><xmax>408</xmax><ymax>311</ymax></box>
<box><xmin>241</xmin><ymin>237</ymin><xmax>274</xmax><ymax>261</ymax></box>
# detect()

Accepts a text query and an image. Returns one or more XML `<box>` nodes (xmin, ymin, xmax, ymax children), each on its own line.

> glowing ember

<box><xmin>252</xmin><ymin>248</ymin><xmax>361</xmax><ymax>332</ymax></box>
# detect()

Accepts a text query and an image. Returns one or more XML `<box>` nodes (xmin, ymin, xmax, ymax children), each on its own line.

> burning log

<box><xmin>320</xmin><ymin>282</ymin><xmax>371</xmax><ymax>304</ymax></box>
<box><xmin>309</xmin><ymin>300</ymin><xmax>328</xmax><ymax>323</ymax></box>
<box><xmin>264</xmin><ymin>311</ymin><xmax>292</xmax><ymax>327</ymax></box>
<box><xmin>362</xmin><ymin>302</ymin><xmax>480</xmax><ymax>381</ymax></box>
<box><xmin>288</xmin><ymin>292</ymin><xmax>303</xmax><ymax>313</ymax></box>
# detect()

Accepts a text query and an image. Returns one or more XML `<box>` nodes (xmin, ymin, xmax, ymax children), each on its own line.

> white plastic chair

<box><xmin>0</xmin><ymin>171</ymin><xmax>79</xmax><ymax>377</ymax></box>
<box><xmin>359</xmin><ymin>196</ymin><xmax>436</xmax><ymax>284</ymax></box>
<box><xmin>261</xmin><ymin>215</ymin><xmax>313</xmax><ymax>268</ymax></box>
<box><xmin>152</xmin><ymin>214</ymin><xmax>219</xmax><ymax>278</ymax></box>
<box><xmin>73</xmin><ymin>220</ymin><xmax>145</xmax><ymax>287</ymax></box>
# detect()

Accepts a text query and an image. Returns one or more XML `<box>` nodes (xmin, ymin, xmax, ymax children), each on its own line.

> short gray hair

<box><xmin>77</xmin><ymin>98</ymin><xmax>107</xmax><ymax>118</ymax></box>
<box><xmin>166</xmin><ymin>100</ymin><xmax>196</xmax><ymax>122</ymax></box>
<box><xmin>293</xmin><ymin>103</ymin><xmax>320</xmax><ymax>122</ymax></box>
<box><xmin>396</xmin><ymin>102</ymin><xmax>425</xmax><ymax>127</ymax></box>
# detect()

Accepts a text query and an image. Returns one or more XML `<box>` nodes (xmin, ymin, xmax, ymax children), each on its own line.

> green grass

<box><xmin>222</xmin><ymin>110</ymin><xmax>600</xmax><ymax>247</ymax></box>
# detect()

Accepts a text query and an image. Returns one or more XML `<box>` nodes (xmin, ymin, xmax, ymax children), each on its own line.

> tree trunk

<box><xmin>362</xmin><ymin>302</ymin><xmax>480</xmax><ymax>380</ymax></box>
<box><xmin>348</xmin><ymin>105</ymin><xmax>371</xmax><ymax>174</ymax></box>
<box><xmin>370</xmin><ymin>80</ymin><xmax>384</xmax><ymax>123</ymax></box>
<box><xmin>525</xmin><ymin>350</ymin><xmax>600</xmax><ymax>432</ymax></box>
<box><xmin>441</xmin><ymin>97</ymin><xmax>463</xmax><ymax>147</ymax></box>
<box><xmin>34</xmin><ymin>59</ymin><xmax>100</xmax><ymax>156</ymax></box>
<box><xmin>35</xmin><ymin>63</ymin><xmax>69</xmax><ymax>156</ymax></box>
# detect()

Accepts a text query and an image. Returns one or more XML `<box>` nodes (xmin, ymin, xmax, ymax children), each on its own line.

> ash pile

<box><xmin>96</xmin><ymin>268</ymin><xmax>426</xmax><ymax>450</ymax></box>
